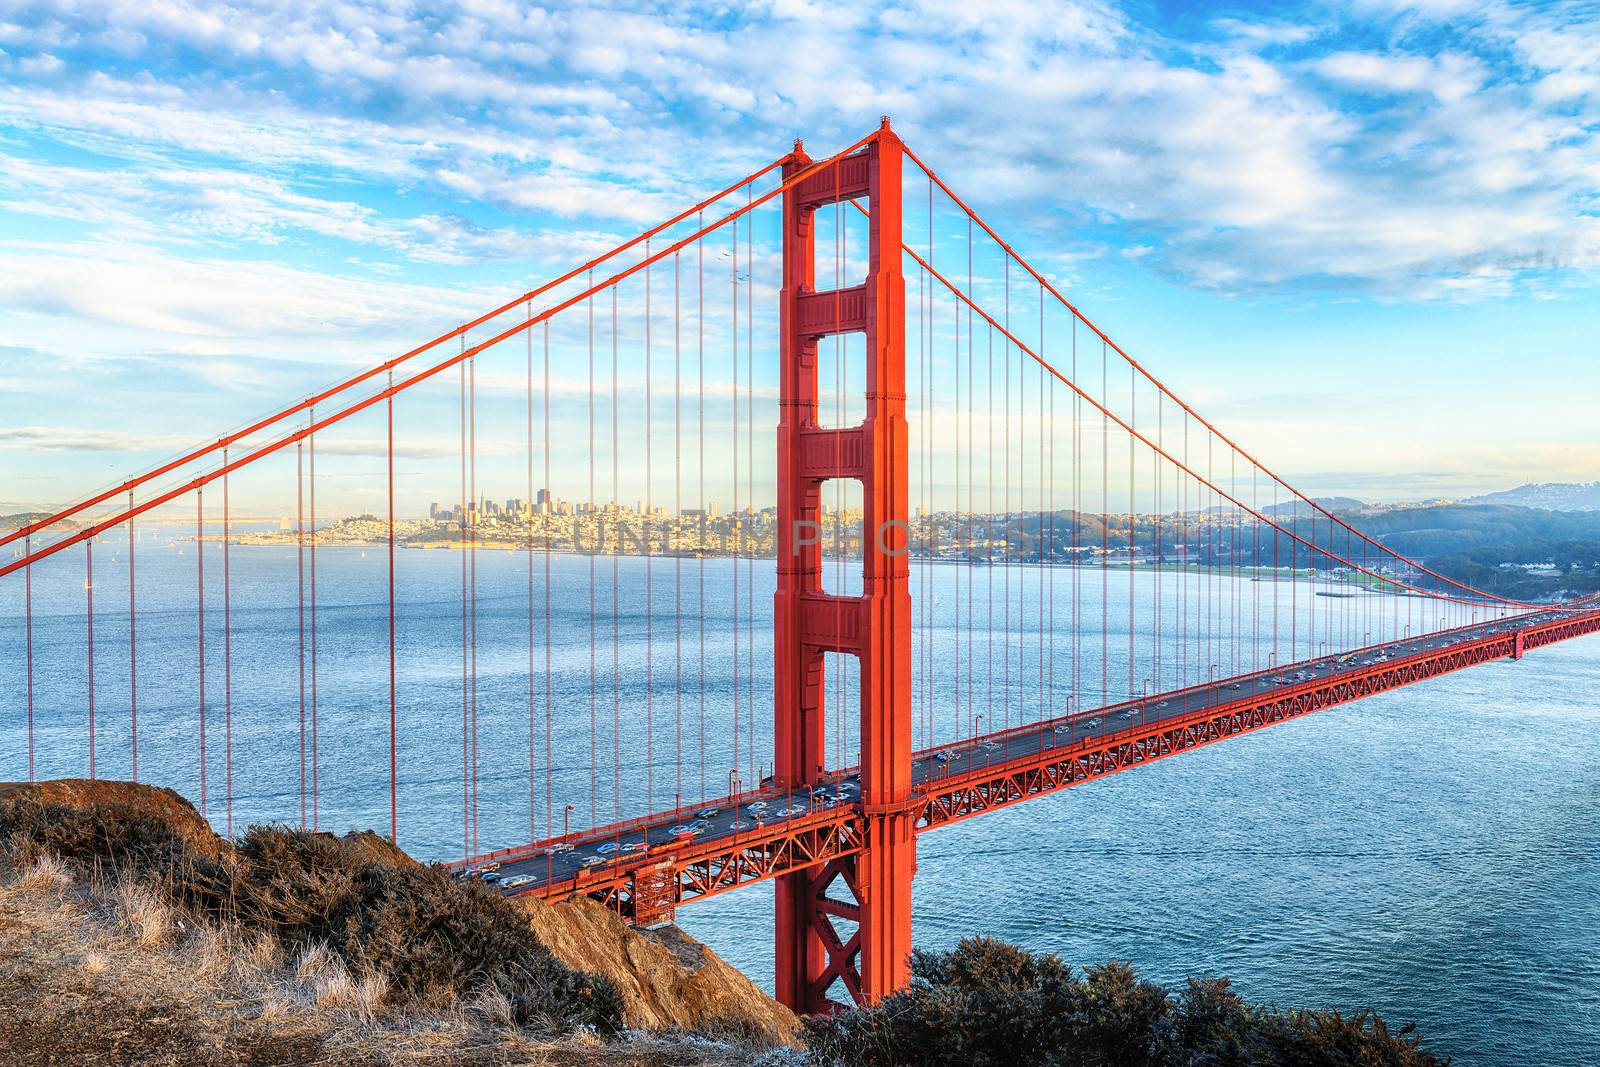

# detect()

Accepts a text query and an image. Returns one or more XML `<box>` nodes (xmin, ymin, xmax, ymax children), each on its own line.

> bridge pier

<box><xmin>774</xmin><ymin>122</ymin><xmax>914</xmax><ymax>1013</ymax></box>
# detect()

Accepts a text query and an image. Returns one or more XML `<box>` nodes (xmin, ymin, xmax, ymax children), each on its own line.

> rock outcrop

<box><xmin>521</xmin><ymin>892</ymin><xmax>800</xmax><ymax>1045</ymax></box>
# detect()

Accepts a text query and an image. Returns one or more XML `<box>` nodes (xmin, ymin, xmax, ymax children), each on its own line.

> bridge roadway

<box><xmin>453</xmin><ymin>606</ymin><xmax>1600</xmax><ymax>920</ymax></box>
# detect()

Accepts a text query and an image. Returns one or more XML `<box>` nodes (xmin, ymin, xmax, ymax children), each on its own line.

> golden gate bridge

<box><xmin>6</xmin><ymin>120</ymin><xmax>1599</xmax><ymax>1015</ymax></box>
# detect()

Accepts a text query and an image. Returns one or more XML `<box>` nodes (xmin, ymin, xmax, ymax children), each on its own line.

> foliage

<box><xmin>0</xmin><ymin>797</ymin><xmax>622</xmax><ymax>1034</ymax></box>
<box><xmin>193</xmin><ymin>827</ymin><xmax>624</xmax><ymax>1032</ymax></box>
<box><xmin>0</xmin><ymin>794</ymin><xmax>188</xmax><ymax>869</ymax></box>
<box><xmin>804</xmin><ymin>936</ymin><xmax>1449</xmax><ymax>1067</ymax></box>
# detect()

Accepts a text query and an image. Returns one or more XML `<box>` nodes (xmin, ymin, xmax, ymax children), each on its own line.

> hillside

<box><xmin>0</xmin><ymin>779</ymin><xmax>794</xmax><ymax>1066</ymax></box>
<box><xmin>0</xmin><ymin>778</ymin><xmax>1457</xmax><ymax>1065</ymax></box>
<box><xmin>1466</xmin><ymin>482</ymin><xmax>1600</xmax><ymax>511</ymax></box>
<box><xmin>1338</xmin><ymin>503</ymin><xmax>1600</xmax><ymax>599</ymax></box>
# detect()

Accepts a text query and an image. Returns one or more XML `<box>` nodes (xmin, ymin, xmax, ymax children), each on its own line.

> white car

<box><xmin>502</xmin><ymin>875</ymin><xmax>535</xmax><ymax>889</ymax></box>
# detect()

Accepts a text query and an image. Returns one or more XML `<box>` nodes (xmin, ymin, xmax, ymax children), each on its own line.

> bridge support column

<box><xmin>774</xmin><ymin>122</ymin><xmax>914</xmax><ymax>1014</ymax></box>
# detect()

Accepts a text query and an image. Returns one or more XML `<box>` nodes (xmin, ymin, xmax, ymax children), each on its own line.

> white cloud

<box><xmin>0</xmin><ymin>243</ymin><xmax>483</xmax><ymax>340</ymax></box>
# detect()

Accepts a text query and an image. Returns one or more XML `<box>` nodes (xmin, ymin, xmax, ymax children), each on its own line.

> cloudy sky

<box><xmin>1</xmin><ymin>0</ymin><xmax>1597</xmax><ymax>513</ymax></box>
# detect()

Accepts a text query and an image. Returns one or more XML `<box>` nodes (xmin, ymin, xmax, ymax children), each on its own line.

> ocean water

<box><xmin>3</xmin><ymin>537</ymin><xmax>1597</xmax><ymax>1065</ymax></box>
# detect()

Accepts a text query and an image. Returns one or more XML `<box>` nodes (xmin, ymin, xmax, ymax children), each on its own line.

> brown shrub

<box><xmin>805</xmin><ymin>937</ymin><xmax>1450</xmax><ymax>1067</ymax></box>
<box><xmin>0</xmin><ymin>794</ymin><xmax>622</xmax><ymax>1036</ymax></box>
<box><xmin>170</xmin><ymin>825</ymin><xmax>624</xmax><ymax>1034</ymax></box>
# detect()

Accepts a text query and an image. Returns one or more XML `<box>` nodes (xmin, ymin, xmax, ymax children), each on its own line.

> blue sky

<box><xmin>1</xmin><ymin>0</ymin><xmax>1597</xmax><ymax>513</ymax></box>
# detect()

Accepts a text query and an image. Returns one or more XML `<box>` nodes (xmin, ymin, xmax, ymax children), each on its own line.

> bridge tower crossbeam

<box><xmin>773</xmin><ymin>121</ymin><xmax>914</xmax><ymax>1014</ymax></box>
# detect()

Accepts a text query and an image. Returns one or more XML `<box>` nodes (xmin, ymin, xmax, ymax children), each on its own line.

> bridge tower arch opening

<box><xmin>774</xmin><ymin>120</ymin><xmax>915</xmax><ymax>1014</ymax></box>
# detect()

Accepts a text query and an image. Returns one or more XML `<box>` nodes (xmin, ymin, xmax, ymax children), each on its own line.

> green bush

<box><xmin>805</xmin><ymin>937</ymin><xmax>1448</xmax><ymax>1067</ymax></box>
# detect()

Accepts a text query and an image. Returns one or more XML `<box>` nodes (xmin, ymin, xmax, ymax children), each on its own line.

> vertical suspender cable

<box><xmin>674</xmin><ymin>252</ymin><xmax>683</xmax><ymax>805</ymax></box>
<box><xmin>128</xmin><ymin>493</ymin><xmax>138</xmax><ymax>782</ymax></box>
<box><xmin>1158</xmin><ymin>396</ymin><xmax>1171</xmax><ymax>687</ymax></box>
<box><xmin>611</xmin><ymin>285</ymin><xmax>620</xmax><ymax>825</ymax></box>
<box><xmin>645</xmin><ymin>245</ymin><xmax>655</xmax><ymax>821</ymax></box>
<box><xmin>388</xmin><ymin>372</ymin><xmax>398</xmax><ymax>845</ymax></box>
<box><xmin>309</xmin><ymin>423</ymin><xmax>318</xmax><ymax>831</ymax></box>
<box><xmin>543</xmin><ymin>319</ymin><xmax>554</xmax><ymax>840</ymax></box>
<box><xmin>921</xmin><ymin>217</ymin><xmax>931</xmax><ymax>744</ymax></box>
<box><xmin>224</xmin><ymin>450</ymin><xmax>233</xmax><ymax>837</ymax></box>
<box><xmin>526</xmin><ymin>304</ymin><xmax>536</xmax><ymax>843</ymax></box>
<box><xmin>1038</xmin><ymin>287</ymin><xmax>1046</xmax><ymax>721</ymax></box>
<box><xmin>461</xmin><ymin>344</ymin><xmax>470</xmax><ymax>851</ymax></box>
<box><xmin>1046</xmin><ymin>285</ymin><xmax>1054</xmax><ymax>716</ymax></box>
<box><xmin>745</xmin><ymin>191</ymin><xmax>755</xmax><ymax>788</ymax></box>
<box><xmin>196</xmin><ymin>488</ymin><xmax>205</xmax><ymax>811</ymax></box>
<box><xmin>470</xmin><ymin>352</ymin><xmax>479</xmax><ymax>852</ymax></box>
<box><xmin>87</xmin><ymin>540</ymin><xmax>95</xmax><ymax>778</ymax></box>
<box><xmin>926</xmin><ymin>182</ymin><xmax>935</xmax><ymax>745</ymax></box>
<box><xmin>1128</xmin><ymin>363</ymin><xmax>1135</xmax><ymax>704</ymax></box>
<box><xmin>1181</xmin><ymin>418</ymin><xmax>1188</xmax><ymax>687</ymax></box>
<box><xmin>589</xmin><ymin>280</ymin><xmax>598</xmax><ymax>825</ymax></box>
<box><xmin>1071</xmin><ymin>320</ymin><xmax>1079</xmax><ymax>712</ymax></box>
<box><xmin>24</xmin><ymin>533</ymin><xmax>33</xmax><ymax>782</ymax></box>
<box><xmin>947</xmin><ymin>202</ymin><xmax>960</xmax><ymax>751</ymax></box>
<box><xmin>967</xmin><ymin>219</ymin><xmax>975</xmax><ymax>737</ymax></box>
<box><xmin>979</xmin><ymin>321</ymin><xmax>992</xmax><ymax>729</ymax></box>
<box><xmin>731</xmin><ymin>218</ymin><xmax>741</xmax><ymax>782</ymax></box>
<box><xmin>1101</xmin><ymin>342</ymin><xmax>1108</xmax><ymax>707</ymax></box>
<box><xmin>698</xmin><ymin>220</ymin><xmax>707</xmax><ymax>802</ymax></box>
<box><xmin>1003</xmin><ymin>260</ymin><xmax>1010</xmax><ymax>730</ymax></box>
<box><xmin>297</xmin><ymin>441</ymin><xmax>306</xmax><ymax>828</ymax></box>
<box><xmin>1290</xmin><ymin>484</ymin><xmax>1298</xmax><ymax>663</ymax></box>
<box><xmin>998</xmin><ymin>257</ymin><xmax>1011</xmax><ymax>729</ymax></box>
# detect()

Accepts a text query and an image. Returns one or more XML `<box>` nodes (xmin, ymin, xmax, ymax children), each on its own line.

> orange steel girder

<box><xmin>773</xmin><ymin>122</ymin><xmax>914</xmax><ymax>1014</ymax></box>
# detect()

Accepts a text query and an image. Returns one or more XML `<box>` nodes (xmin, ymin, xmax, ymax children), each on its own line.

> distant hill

<box><xmin>1466</xmin><ymin>482</ymin><xmax>1600</xmax><ymax>511</ymax></box>
<box><xmin>1335</xmin><ymin>502</ymin><xmax>1600</xmax><ymax>600</ymax></box>
<box><xmin>1262</xmin><ymin>496</ymin><xmax>1366</xmax><ymax>517</ymax></box>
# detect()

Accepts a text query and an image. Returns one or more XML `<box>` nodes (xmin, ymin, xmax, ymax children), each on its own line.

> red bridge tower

<box><xmin>773</xmin><ymin>121</ymin><xmax>914</xmax><ymax>1013</ymax></box>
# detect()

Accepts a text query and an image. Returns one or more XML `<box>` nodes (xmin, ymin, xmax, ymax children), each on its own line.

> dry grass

<box><xmin>112</xmin><ymin>876</ymin><xmax>178</xmax><ymax>948</ymax></box>
<box><xmin>0</xmin><ymin>852</ymin><xmax>771</xmax><ymax>1067</ymax></box>
<box><xmin>16</xmin><ymin>851</ymin><xmax>70</xmax><ymax>894</ymax></box>
<box><xmin>470</xmin><ymin>988</ymin><xmax>518</xmax><ymax>1029</ymax></box>
<box><xmin>289</xmin><ymin>944</ymin><xmax>387</xmax><ymax>1022</ymax></box>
